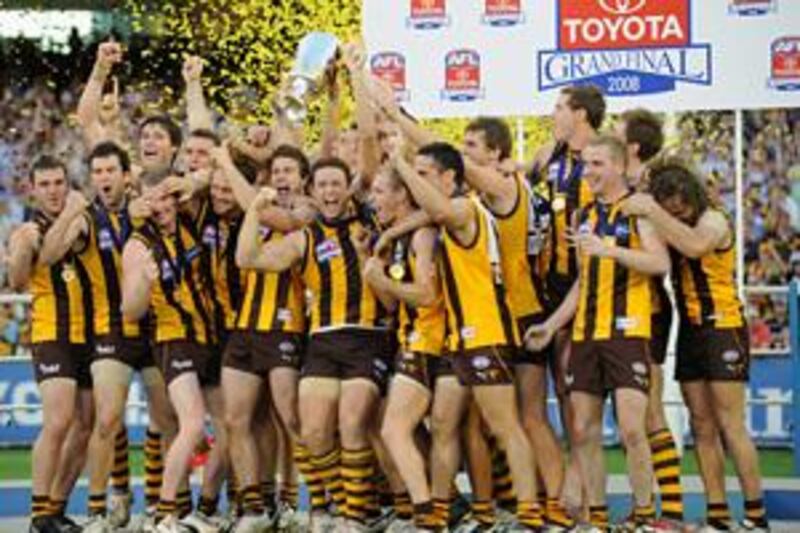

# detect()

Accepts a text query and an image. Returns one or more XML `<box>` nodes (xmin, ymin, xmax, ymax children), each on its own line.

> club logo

<box><xmin>315</xmin><ymin>239</ymin><xmax>341</xmax><ymax>262</ymax></box>
<box><xmin>728</xmin><ymin>0</ymin><xmax>777</xmax><ymax>17</ymax></box>
<box><xmin>441</xmin><ymin>49</ymin><xmax>485</xmax><ymax>102</ymax></box>
<box><xmin>370</xmin><ymin>52</ymin><xmax>410</xmax><ymax>101</ymax></box>
<box><xmin>472</xmin><ymin>355</ymin><xmax>491</xmax><ymax>370</ymax></box>
<box><xmin>482</xmin><ymin>0</ymin><xmax>525</xmax><ymax>27</ymax></box>
<box><xmin>98</xmin><ymin>228</ymin><xmax>115</xmax><ymax>251</ymax></box>
<box><xmin>407</xmin><ymin>0</ymin><xmax>450</xmax><ymax>30</ymax></box>
<box><xmin>160</xmin><ymin>260</ymin><xmax>174</xmax><ymax>281</ymax></box>
<box><xmin>768</xmin><ymin>37</ymin><xmax>800</xmax><ymax>91</ymax></box>
<box><xmin>202</xmin><ymin>225</ymin><xmax>218</xmax><ymax>247</ymax></box>
<box><xmin>538</xmin><ymin>0</ymin><xmax>712</xmax><ymax>96</ymax></box>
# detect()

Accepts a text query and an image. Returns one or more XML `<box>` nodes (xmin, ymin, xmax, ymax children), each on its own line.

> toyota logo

<box><xmin>598</xmin><ymin>0</ymin><xmax>647</xmax><ymax>15</ymax></box>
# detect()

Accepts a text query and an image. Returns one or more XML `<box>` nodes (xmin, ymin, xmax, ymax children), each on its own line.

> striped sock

<box><xmin>491</xmin><ymin>446</ymin><xmax>516</xmax><ymax>512</ymax></box>
<box><xmin>414</xmin><ymin>501</ymin><xmax>440</xmax><ymax>529</ymax></box>
<box><xmin>432</xmin><ymin>498</ymin><xmax>451</xmax><ymax>528</ymax></box>
<box><xmin>31</xmin><ymin>494</ymin><xmax>50</xmax><ymax>519</ymax></box>
<box><xmin>155</xmin><ymin>499</ymin><xmax>176</xmax><ymax>522</ymax></box>
<box><xmin>198</xmin><ymin>495</ymin><xmax>218</xmax><ymax>517</ymax></box>
<box><xmin>471</xmin><ymin>500</ymin><xmax>496</xmax><ymax>528</ymax></box>
<box><xmin>242</xmin><ymin>485</ymin><xmax>265</xmax><ymax>516</ymax></box>
<box><xmin>589</xmin><ymin>504</ymin><xmax>609</xmax><ymax>530</ymax></box>
<box><xmin>545</xmin><ymin>497</ymin><xmax>574</xmax><ymax>528</ymax></box>
<box><xmin>341</xmin><ymin>447</ymin><xmax>375</xmax><ymax>524</ymax></box>
<box><xmin>280</xmin><ymin>481</ymin><xmax>299</xmax><ymax>507</ymax></box>
<box><xmin>261</xmin><ymin>480</ymin><xmax>277</xmax><ymax>514</ymax></box>
<box><xmin>176</xmin><ymin>488</ymin><xmax>192</xmax><ymax>518</ymax></box>
<box><xmin>649</xmin><ymin>428</ymin><xmax>683</xmax><ymax>521</ymax></box>
<box><xmin>88</xmin><ymin>492</ymin><xmax>106</xmax><ymax>517</ymax></box>
<box><xmin>536</xmin><ymin>490</ymin><xmax>547</xmax><ymax>508</ymax></box>
<box><xmin>111</xmin><ymin>427</ymin><xmax>131</xmax><ymax>495</ymax></box>
<box><xmin>394</xmin><ymin>492</ymin><xmax>413</xmax><ymax>521</ymax></box>
<box><xmin>296</xmin><ymin>444</ymin><xmax>326</xmax><ymax>512</ymax></box>
<box><xmin>634</xmin><ymin>502</ymin><xmax>656</xmax><ymax>523</ymax></box>
<box><xmin>144</xmin><ymin>429</ymin><xmax>163</xmax><ymax>509</ymax></box>
<box><xmin>516</xmin><ymin>500</ymin><xmax>544</xmax><ymax>529</ymax></box>
<box><xmin>226</xmin><ymin>475</ymin><xmax>240</xmax><ymax>514</ymax></box>
<box><xmin>312</xmin><ymin>447</ymin><xmax>345</xmax><ymax>515</ymax></box>
<box><xmin>707</xmin><ymin>501</ymin><xmax>732</xmax><ymax>531</ymax></box>
<box><xmin>48</xmin><ymin>499</ymin><xmax>66</xmax><ymax>517</ymax></box>
<box><xmin>744</xmin><ymin>498</ymin><xmax>768</xmax><ymax>528</ymax></box>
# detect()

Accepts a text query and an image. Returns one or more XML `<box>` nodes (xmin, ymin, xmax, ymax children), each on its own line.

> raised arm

<box><xmin>212</xmin><ymin>143</ymin><xmax>256</xmax><ymax>210</ymax></box>
<box><xmin>120</xmin><ymin>238</ymin><xmax>156</xmax><ymax>321</ymax></box>
<box><xmin>77</xmin><ymin>41</ymin><xmax>121</xmax><ymax>148</ymax></box>
<box><xmin>6</xmin><ymin>223</ymin><xmax>41</xmax><ymax>290</ymax></box>
<box><xmin>182</xmin><ymin>55</ymin><xmax>214</xmax><ymax>133</ymax></box>
<box><xmin>37</xmin><ymin>191</ymin><xmax>89</xmax><ymax>266</ymax></box>
<box><xmin>463</xmin><ymin>159</ymin><xmax>517</xmax><ymax>209</ymax></box>
<box><xmin>236</xmin><ymin>188</ymin><xmax>306</xmax><ymax>272</ymax></box>
<box><xmin>364</xmin><ymin>76</ymin><xmax>439</xmax><ymax>150</ymax></box>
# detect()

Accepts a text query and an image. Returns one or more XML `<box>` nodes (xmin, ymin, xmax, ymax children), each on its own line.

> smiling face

<box><xmin>370</xmin><ymin>171</ymin><xmax>409</xmax><ymax>227</ymax></box>
<box><xmin>147</xmin><ymin>185</ymin><xmax>179</xmax><ymax>232</ymax></box>
<box><xmin>270</xmin><ymin>156</ymin><xmax>304</xmax><ymax>206</ymax></box>
<box><xmin>311</xmin><ymin>165</ymin><xmax>350</xmax><ymax>220</ymax></box>
<box><xmin>210</xmin><ymin>170</ymin><xmax>238</xmax><ymax>219</ymax></box>
<box><xmin>414</xmin><ymin>154</ymin><xmax>455</xmax><ymax>197</ymax></box>
<box><xmin>31</xmin><ymin>167</ymin><xmax>69</xmax><ymax>218</ymax></box>
<box><xmin>184</xmin><ymin>135</ymin><xmax>215</xmax><ymax>172</ymax></box>
<box><xmin>90</xmin><ymin>154</ymin><xmax>127</xmax><ymax>210</ymax></box>
<box><xmin>583</xmin><ymin>144</ymin><xmax>625</xmax><ymax>198</ymax></box>
<box><xmin>139</xmin><ymin>123</ymin><xmax>177</xmax><ymax>170</ymax></box>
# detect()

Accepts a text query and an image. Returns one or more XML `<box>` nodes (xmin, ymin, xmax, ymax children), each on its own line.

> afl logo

<box><xmin>728</xmin><ymin>0</ymin><xmax>777</xmax><ymax>17</ymax></box>
<box><xmin>768</xmin><ymin>37</ymin><xmax>800</xmax><ymax>91</ymax></box>
<box><xmin>407</xmin><ymin>0</ymin><xmax>450</xmax><ymax>30</ymax></box>
<box><xmin>598</xmin><ymin>0</ymin><xmax>646</xmax><ymax>15</ymax></box>
<box><xmin>370</xmin><ymin>52</ymin><xmax>410</xmax><ymax>101</ymax></box>
<box><xmin>482</xmin><ymin>0</ymin><xmax>525</xmax><ymax>27</ymax></box>
<box><xmin>441</xmin><ymin>49</ymin><xmax>484</xmax><ymax>102</ymax></box>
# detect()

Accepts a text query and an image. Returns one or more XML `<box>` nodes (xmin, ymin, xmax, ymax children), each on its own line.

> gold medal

<box><xmin>552</xmin><ymin>195</ymin><xmax>566</xmax><ymax>212</ymax></box>
<box><xmin>61</xmin><ymin>265</ymin><xmax>76</xmax><ymax>283</ymax></box>
<box><xmin>389</xmin><ymin>262</ymin><xmax>406</xmax><ymax>281</ymax></box>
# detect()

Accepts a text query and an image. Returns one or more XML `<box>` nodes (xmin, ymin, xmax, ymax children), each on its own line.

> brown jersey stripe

<box><xmin>311</xmin><ymin>224</ymin><xmax>333</xmax><ymax>328</ymax></box>
<box><xmin>338</xmin><ymin>225</ymin><xmax>363</xmax><ymax>325</ymax></box>
<box><xmin>270</xmin><ymin>271</ymin><xmax>292</xmax><ymax>331</ymax></box>
<box><xmin>440</xmin><ymin>244</ymin><xmax>466</xmax><ymax>353</ymax></box>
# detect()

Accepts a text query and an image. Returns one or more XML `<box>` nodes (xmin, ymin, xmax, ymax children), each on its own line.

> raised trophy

<box><xmin>277</xmin><ymin>32</ymin><xmax>339</xmax><ymax>124</ymax></box>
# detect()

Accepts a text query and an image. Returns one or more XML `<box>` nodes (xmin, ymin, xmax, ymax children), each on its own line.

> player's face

<box><xmin>210</xmin><ymin>170</ymin><xmax>238</xmax><ymax>218</ymax></box>
<box><xmin>270</xmin><ymin>156</ymin><xmax>304</xmax><ymax>205</ymax></box>
<box><xmin>414</xmin><ymin>154</ymin><xmax>454</xmax><ymax>196</ymax></box>
<box><xmin>311</xmin><ymin>166</ymin><xmax>349</xmax><ymax>219</ymax></box>
<box><xmin>139</xmin><ymin>124</ymin><xmax>176</xmax><ymax>170</ymax></box>
<box><xmin>552</xmin><ymin>94</ymin><xmax>578</xmax><ymax>142</ymax></box>
<box><xmin>583</xmin><ymin>145</ymin><xmax>623</xmax><ymax>197</ymax></box>
<box><xmin>184</xmin><ymin>135</ymin><xmax>215</xmax><ymax>173</ymax></box>
<box><xmin>32</xmin><ymin>168</ymin><xmax>69</xmax><ymax>217</ymax></box>
<box><xmin>660</xmin><ymin>194</ymin><xmax>697</xmax><ymax>225</ymax></box>
<box><xmin>148</xmin><ymin>187</ymin><xmax>179</xmax><ymax>231</ymax></box>
<box><xmin>370</xmin><ymin>172</ymin><xmax>405</xmax><ymax>226</ymax></box>
<box><xmin>462</xmin><ymin>130</ymin><xmax>496</xmax><ymax>166</ymax></box>
<box><xmin>378</xmin><ymin>121</ymin><xmax>404</xmax><ymax>158</ymax></box>
<box><xmin>90</xmin><ymin>155</ymin><xmax>127</xmax><ymax>209</ymax></box>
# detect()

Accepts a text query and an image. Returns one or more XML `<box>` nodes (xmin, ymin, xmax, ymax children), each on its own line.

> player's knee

<box><xmin>301</xmin><ymin>423</ymin><xmax>332</xmax><ymax>453</ymax></box>
<box><xmin>570</xmin><ymin>416</ymin><xmax>599</xmax><ymax>446</ymax></box>
<box><xmin>225</xmin><ymin>408</ymin><xmax>251</xmax><ymax>436</ymax></box>
<box><xmin>339</xmin><ymin>413</ymin><xmax>368</xmax><ymax>446</ymax></box>
<box><xmin>618</xmin><ymin>424</ymin><xmax>647</xmax><ymax>449</ymax></box>
<box><xmin>430</xmin><ymin>412</ymin><xmax>459</xmax><ymax>443</ymax></box>
<box><xmin>689</xmin><ymin>412</ymin><xmax>718</xmax><ymax>442</ymax></box>
<box><xmin>96</xmin><ymin>409</ymin><xmax>122</xmax><ymax>440</ymax></box>
<box><xmin>179</xmin><ymin>417</ymin><xmax>206</xmax><ymax>445</ymax></box>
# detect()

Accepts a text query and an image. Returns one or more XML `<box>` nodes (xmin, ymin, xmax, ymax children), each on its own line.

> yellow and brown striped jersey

<box><xmin>80</xmin><ymin>198</ymin><xmax>146</xmax><ymax>338</ymax></box>
<box><xmin>487</xmin><ymin>173</ymin><xmax>551</xmax><ymax>322</ymax></box>
<box><xmin>199</xmin><ymin>209</ymin><xmax>246</xmax><ymax>335</ymax></box>
<box><xmin>389</xmin><ymin>230</ymin><xmax>446</xmax><ymax>356</ymax></box>
<box><xmin>236</xmin><ymin>227</ymin><xmax>306</xmax><ymax>334</ymax></box>
<box><xmin>670</xmin><ymin>216</ymin><xmax>744</xmax><ymax>328</ymax></box>
<box><xmin>440</xmin><ymin>197</ymin><xmax>518</xmax><ymax>352</ymax></box>
<box><xmin>301</xmin><ymin>211</ymin><xmax>388</xmax><ymax>334</ymax></box>
<box><xmin>28</xmin><ymin>210</ymin><xmax>93</xmax><ymax>344</ymax></box>
<box><xmin>572</xmin><ymin>197</ymin><xmax>652</xmax><ymax>342</ymax></box>
<box><xmin>531</xmin><ymin>142</ymin><xmax>594</xmax><ymax>299</ymax></box>
<box><xmin>132</xmin><ymin>216</ymin><xmax>213</xmax><ymax>344</ymax></box>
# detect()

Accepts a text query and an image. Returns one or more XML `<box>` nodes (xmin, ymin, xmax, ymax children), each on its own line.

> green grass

<box><xmin>0</xmin><ymin>447</ymin><xmax>794</xmax><ymax>482</ymax></box>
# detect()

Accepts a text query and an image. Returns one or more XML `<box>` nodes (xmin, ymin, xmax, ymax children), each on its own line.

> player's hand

<box><xmin>182</xmin><ymin>55</ymin><xmax>204</xmax><ymax>84</ymax></box>
<box><xmin>341</xmin><ymin>42</ymin><xmax>367</xmax><ymax>72</ymax></box>
<box><xmin>253</xmin><ymin>186</ymin><xmax>278</xmax><ymax>210</ymax></box>
<box><xmin>620</xmin><ymin>192</ymin><xmax>657</xmax><ymax>217</ymax></box>
<box><xmin>574</xmin><ymin>230</ymin><xmax>612</xmax><ymax>258</ymax></box>
<box><xmin>524</xmin><ymin>322</ymin><xmax>555</xmax><ymax>353</ymax></box>
<box><xmin>10</xmin><ymin>222</ymin><xmax>42</xmax><ymax>253</ymax></box>
<box><xmin>128</xmin><ymin>193</ymin><xmax>153</xmax><ymax>221</ymax></box>
<box><xmin>246</xmin><ymin>125</ymin><xmax>271</xmax><ymax>148</ymax></box>
<box><xmin>64</xmin><ymin>190</ymin><xmax>89</xmax><ymax>214</ymax></box>
<box><xmin>161</xmin><ymin>176</ymin><xmax>195</xmax><ymax>203</ymax></box>
<box><xmin>95</xmin><ymin>41</ymin><xmax>122</xmax><ymax>72</ymax></box>
<box><xmin>365</xmin><ymin>76</ymin><xmax>399</xmax><ymax>118</ymax></box>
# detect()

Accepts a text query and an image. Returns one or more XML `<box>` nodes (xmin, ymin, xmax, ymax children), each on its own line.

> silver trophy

<box><xmin>278</xmin><ymin>32</ymin><xmax>339</xmax><ymax>124</ymax></box>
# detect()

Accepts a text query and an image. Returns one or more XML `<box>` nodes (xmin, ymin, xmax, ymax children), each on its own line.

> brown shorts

<box><xmin>568</xmin><ymin>338</ymin><xmax>651</xmax><ymax>396</ymax></box>
<box><xmin>302</xmin><ymin>329</ymin><xmax>394</xmax><ymax>392</ymax></box>
<box><xmin>394</xmin><ymin>351</ymin><xmax>437</xmax><ymax>390</ymax></box>
<box><xmin>676</xmin><ymin>325</ymin><xmax>750</xmax><ymax>382</ymax></box>
<box><xmin>514</xmin><ymin>313</ymin><xmax>551</xmax><ymax>366</ymax></box>
<box><xmin>31</xmin><ymin>342</ymin><xmax>93</xmax><ymax>389</ymax></box>
<box><xmin>93</xmin><ymin>335</ymin><xmax>156</xmax><ymax>371</ymax></box>
<box><xmin>649</xmin><ymin>313</ymin><xmax>671</xmax><ymax>365</ymax></box>
<box><xmin>450</xmin><ymin>345</ymin><xmax>515</xmax><ymax>387</ymax></box>
<box><xmin>224</xmin><ymin>330</ymin><xmax>304</xmax><ymax>377</ymax></box>
<box><xmin>429</xmin><ymin>353</ymin><xmax>456</xmax><ymax>382</ymax></box>
<box><xmin>155</xmin><ymin>340</ymin><xmax>214</xmax><ymax>386</ymax></box>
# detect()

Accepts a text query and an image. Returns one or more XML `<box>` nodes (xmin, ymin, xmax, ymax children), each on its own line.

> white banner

<box><xmin>362</xmin><ymin>0</ymin><xmax>800</xmax><ymax>118</ymax></box>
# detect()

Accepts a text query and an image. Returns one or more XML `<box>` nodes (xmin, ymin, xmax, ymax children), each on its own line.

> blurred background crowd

<box><xmin>0</xmin><ymin>27</ymin><xmax>798</xmax><ymax>356</ymax></box>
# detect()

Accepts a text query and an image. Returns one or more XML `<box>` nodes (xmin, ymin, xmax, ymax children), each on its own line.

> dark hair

<box><xmin>30</xmin><ymin>154</ymin><xmax>67</xmax><ymax>182</ymax></box>
<box><xmin>310</xmin><ymin>157</ymin><xmax>352</xmax><ymax>186</ymax></box>
<box><xmin>268</xmin><ymin>144</ymin><xmax>311</xmax><ymax>182</ymax></box>
<box><xmin>648</xmin><ymin>157</ymin><xmax>709</xmax><ymax>222</ymax></box>
<box><xmin>416</xmin><ymin>142</ymin><xmax>465</xmax><ymax>189</ymax></box>
<box><xmin>189</xmin><ymin>128</ymin><xmax>221</xmax><ymax>146</ymax></box>
<box><xmin>465</xmin><ymin>117</ymin><xmax>512</xmax><ymax>161</ymax></box>
<box><xmin>561</xmin><ymin>85</ymin><xmax>606</xmax><ymax>130</ymax></box>
<box><xmin>621</xmin><ymin>108</ymin><xmax>664</xmax><ymax>163</ymax></box>
<box><xmin>139</xmin><ymin>115</ymin><xmax>182</xmax><ymax>148</ymax></box>
<box><xmin>88</xmin><ymin>141</ymin><xmax>131</xmax><ymax>173</ymax></box>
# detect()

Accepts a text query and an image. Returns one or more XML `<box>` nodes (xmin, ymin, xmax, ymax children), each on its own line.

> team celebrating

<box><xmin>7</xmin><ymin>39</ymin><xmax>771</xmax><ymax>533</ymax></box>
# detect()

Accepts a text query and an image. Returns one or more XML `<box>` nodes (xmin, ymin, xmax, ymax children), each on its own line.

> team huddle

<box><xmin>7</xmin><ymin>41</ymin><xmax>771</xmax><ymax>533</ymax></box>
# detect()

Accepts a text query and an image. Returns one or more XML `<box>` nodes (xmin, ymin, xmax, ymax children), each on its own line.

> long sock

<box><xmin>432</xmin><ymin>498</ymin><xmax>451</xmax><ymax>527</ymax></box>
<box><xmin>312</xmin><ymin>447</ymin><xmax>345</xmax><ymax>515</ymax></box>
<box><xmin>48</xmin><ymin>499</ymin><xmax>66</xmax><ymax>517</ymax></box>
<box><xmin>226</xmin><ymin>474</ymin><xmax>241</xmax><ymax>514</ymax></box>
<box><xmin>744</xmin><ymin>498</ymin><xmax>768</xmax><ymax>528</ymax></box>
<box><xmin>176</xmin><ymin>488</ymin><xmax>192</xmax><ymax>518</ymax></box>
<box><xmin>280</xmin><ymin>481</ymin><xmax>299</xmax><ymax>507</ymax></box>
<box><xmin>31</xmin><ymin>494</ymin><xmax>50</xmax><ymax>519</ymax></box>
<box><xmin>649</xmin><ymin>428</ymin><xmax>683</xmax><ymax>521</ymax></box>
<box><xmin>296</xmin><ymin>444</ymin><xmax>326</xmax><ymax>512</ymax></box>
<box><xmin>88</xmin><ymin>492</ymin><xmax>106</xmax><ymax>517</ymax></box>
<box><xmin>471</xmin><ymin>500</ymin><xmax>496</xmax><ymax>528</ymax></box>
<box><xmin>198</xmin><ymin>495</ymin><xmax>218</xmax><ymax>517</ymax></box>
<box><xmin>707</xmin><ymin>501</ymin><xmax>732</xmax><ymax>531</ymax></box>
<box><xmin>144</xmin><ymin>429</ymin><xmax>163</xmax><ymax>509</ymax></box>
<box><xmin>261</xmin><ymin>480</ymin><xmax>277</xmax><ymax>514</ymax></box>
<box><xmin>242</xmin><ymin>485</ymin><xmax>265</xmax><ymax>516</ymax></box>
<box><xmin>516</xmin><ymin>500</ymin><xmax>544</xmax><ymax>529</ymax></box>
<box><xmin>155</xmin><ymin>499</ymin><xmax>176</xmax><ymax>522</ymax></box>
<box><xmin>111</xmin><ymin>427</ymin><xmax>131</xmax><ymax>495</ymax></box>
<box><xmin>490</xmin><ymin>446</ymin><xmax>516</xmax><ymax>512</ymax></box>
<box><xmin>341</xmin><ymin>447</ymin><xmax>375</xmax><ymax>524</ymax></box>
<box><xmin>366</xmin><ymin>466</ymin><xmax>388</xmax><ymax>519</ymax></box>
<box><xmin>589</xmin><ymin>504</ymin><xmax>609</xmax><ymax>531</ymax></box>
<box><xmin>394</xmin><ymin>492</ymin><xmax>413</xmax><ymax>521</ymax></box>
<box><xmin>414</xmin><ymin>501</ymin><xmax>440</xmax><ymax>529</ymax></box>
<box><xmin>545</xmin><ymin>497</ymin><xmax>574</xmax><ymax>528</ymax></box>
<box><xmin>634</xmin><ymin>503</ymin><xmax>656</xmax><ymax>523</ymax></box>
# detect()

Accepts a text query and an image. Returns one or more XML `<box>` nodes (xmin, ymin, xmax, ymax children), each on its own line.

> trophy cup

<box><xmin>277</xmin><ymin>32</ymin><xmax>339</xmax><ymax>124</ymax></box>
